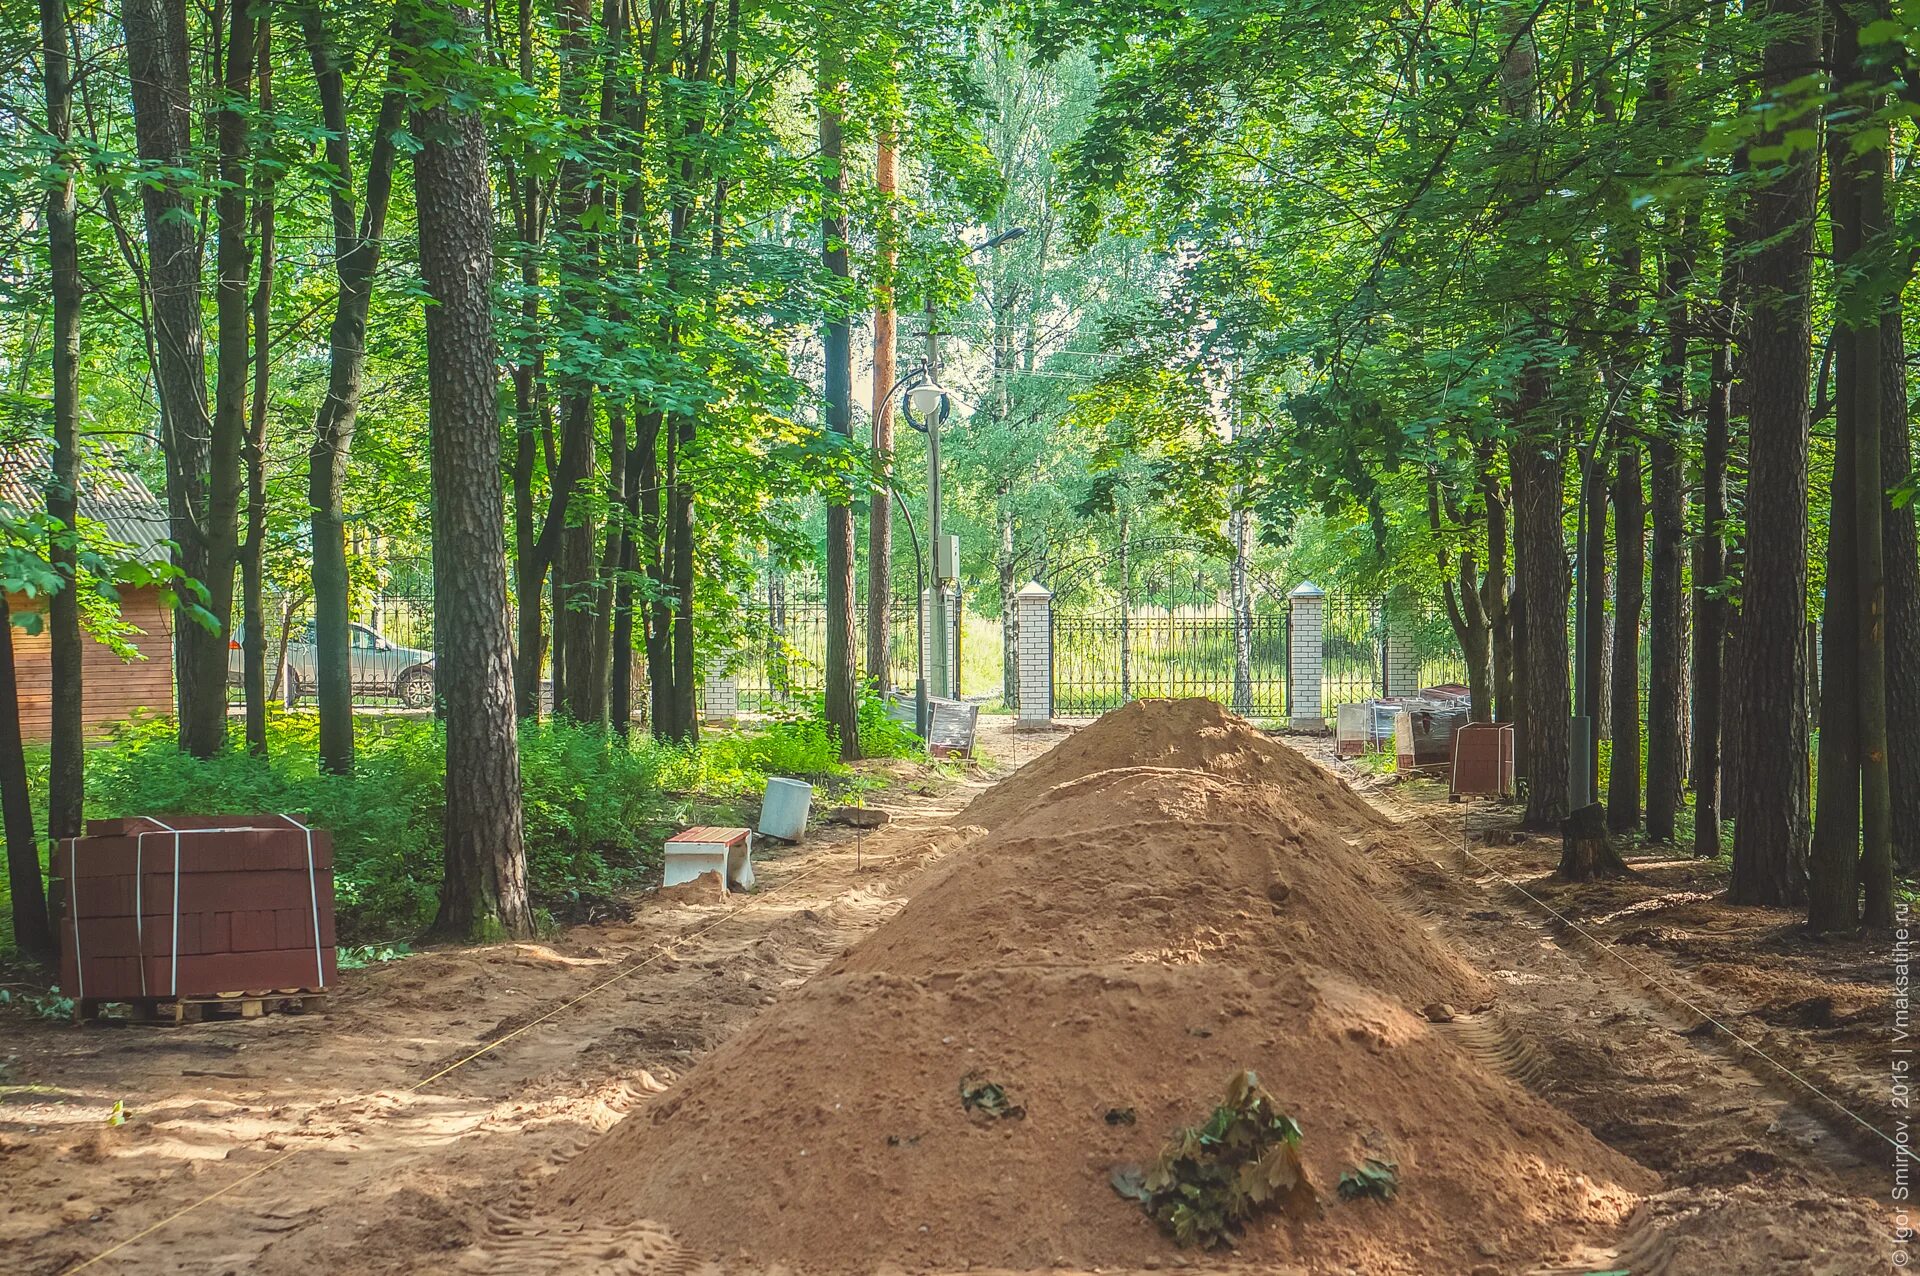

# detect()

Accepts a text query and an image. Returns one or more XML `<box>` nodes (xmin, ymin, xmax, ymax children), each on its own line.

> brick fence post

<box><xmin>1383</xmin><ymin>589</ymin><xmax>1420</xmax><ymax>698</ymax></box>
<box><xmin>1288</xmin><ymin>582</ymin><xmax>1326</xmax><ymax>732</ymax></box>
<box><xmin>702</xmin><ymin>658</ymin><xmax>740</xmax><ymax>721</ymax></box>
<box><xmin>1014</xmin><ymin>581</ymin><xmax>1053</xmax><ymax>723</ymax></box>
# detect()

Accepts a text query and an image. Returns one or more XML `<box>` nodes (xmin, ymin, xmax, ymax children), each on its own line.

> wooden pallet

<box><xmin>75</xmin><ymin>989</ymin><xmax>328</xmax><ymax>1026</ymax></box>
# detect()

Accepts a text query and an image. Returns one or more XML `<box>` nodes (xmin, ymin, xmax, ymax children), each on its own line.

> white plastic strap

<box><xmin>141</xmin><ymin>819</ymin><xmax>183</xmax><ymax>998</ymax></box>
<box><xmin>280</xmin><ymin>813</ymin><xmax>326</xmax><ymax>989</ymax></box>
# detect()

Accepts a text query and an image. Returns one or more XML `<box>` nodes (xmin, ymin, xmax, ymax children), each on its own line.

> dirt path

<box><xmin>1302</xmin><ymin>742</ymin><xmax>1892</xmax><ymax>1274</ymax></box>
<box><xmin>1</xmin><ymin>770</ymin><xmax>990</xmax><ymax>1276</ymax></box>
<box><xmin>2</xmin><ymin>721</ymin><xmax>1896</xmax><ymax>1275</ymax></box>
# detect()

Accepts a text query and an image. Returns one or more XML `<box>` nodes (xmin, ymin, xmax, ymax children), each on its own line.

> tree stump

<box><xmin>1556</xmin><ymin>802</ymin><xmax>1633</xmax><ymax>881</ymax></box>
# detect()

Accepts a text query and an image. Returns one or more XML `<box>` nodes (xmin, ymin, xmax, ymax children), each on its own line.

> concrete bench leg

<box><xmin>727</xmin><ymin>835</ymin><xmax>755</xmax><ymax>892</ymax></box>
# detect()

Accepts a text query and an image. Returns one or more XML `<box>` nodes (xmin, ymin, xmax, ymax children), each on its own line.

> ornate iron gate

<box><xmin>1052</xmin><ymin>607</ymin><xmax>1289</xmax><ymax>718</ymax></box>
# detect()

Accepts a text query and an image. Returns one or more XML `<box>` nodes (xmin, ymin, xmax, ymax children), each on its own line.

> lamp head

<box><xmin>904</xmin><ymin>381</ymin><xmax>949</xmax><ymax>430</ymax></box>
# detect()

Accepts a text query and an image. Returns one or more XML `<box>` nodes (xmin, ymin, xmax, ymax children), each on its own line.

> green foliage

<box><xmin>80</xmin><ymin>709</ymin><xmax>857</xmax><ymax>941</ymax></box>
<box><xmin>958</xmin><ymin>1075</ymin><xmax>1026</xmax><ymax>1120</ymax></box>
<box><xmin>337</xmin><ymin>943</ymin><xmax>415</xmax><ymax>970</ymax></box>
<box><xmin>1337</xmin><ymin>1158</ymin><xmax>1398</xmax><ymax>1203</ymax></box>
<box><xmin>1111</xmin><ymin>1070</ymin><xmax>1317</xmax><ymax>1249</ymax></box>
<box><xmin>0</xmin><ymin>985</ymin><xmax>75</xmax><ymax>1021</ymax></box>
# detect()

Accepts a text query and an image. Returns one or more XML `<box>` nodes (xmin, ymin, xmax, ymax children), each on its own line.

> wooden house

<box><xmin>1</xmin><ymin>456</ymin><xmax>175</xmax><ymax>740</ymax></box>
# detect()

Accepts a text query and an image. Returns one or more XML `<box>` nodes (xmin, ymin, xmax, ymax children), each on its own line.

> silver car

<box><xmin>229</xmin><ymin>621</ymin><xmax>437</xmax><ymax>709</ymax></box>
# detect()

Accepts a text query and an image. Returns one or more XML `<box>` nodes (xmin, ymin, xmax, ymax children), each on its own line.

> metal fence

<box><xmin>1050</xmin><ymin>591</ymin><xmax>1469</xmax><ymax>721</ymax></box>
<box><xmin>1053</xmin><ymin>606</ymin><xmax>1290</xmax><ymax>718</ymax></box>
<box><xmin>730</xmin><ymin>601</ymin><xmax>922</xmax><ymax>713</ymax></box>
<box><xmin>1322</xmin><ymin>592</ymin><xmax>1384</xmax><ymax>707</ymax></box>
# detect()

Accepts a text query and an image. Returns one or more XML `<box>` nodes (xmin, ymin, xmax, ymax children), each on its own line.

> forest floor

<box><xmin>0</xmin><ymin>711</ymin><xmax>1895</xmax><ymax>1275</ymax></box>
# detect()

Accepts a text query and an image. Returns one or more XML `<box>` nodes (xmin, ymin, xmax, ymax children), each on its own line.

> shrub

<box><xmin>70</xmin><ymin>707</ymin><xmax>863</xmax><ymax>944</ymax></box>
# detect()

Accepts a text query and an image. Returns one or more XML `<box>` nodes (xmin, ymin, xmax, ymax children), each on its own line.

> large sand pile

<box><xmin>548</xmin><ymin>699</ymin><xmax>1650</xmax><ymax>1272</ymax></box>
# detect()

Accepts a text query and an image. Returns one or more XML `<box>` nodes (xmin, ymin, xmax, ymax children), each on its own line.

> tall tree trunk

<box><xmin>1811</xmin><ymin>48</ymin><xmax>1863</xmax><ymax>935</ymax></box>
<box><xmin>241</xmin><ymin>9</ymin><xmax>274</xmax><ymax>757</ymax></box>
<box><xmin>1510</xmin><ymin>399</ymin><xmax>1570</xmax><ymax>829</ymax></box>
<box><xmin>1728</xmin><ymin>0</ymin><xmax>1817</xmax><ymax>907</ymax></box>
<box><xmin>610</xmin><ymin>405</ymin><xmax>654</xmax><ymax>737</ymax></box>
<box><xmin>1646</xmin><ymin>224</ymin><xmax>1693</xmax><ymax>841</ymax></box>
<box><xmin>820</xmin><ymin>42</ymin><xmax>858</xmax><ymax>759</ymax></box>
<box><xmin>555</xmin><ymin>394</ymin><xmax>600</xmax><ymax>723</ymax></box>
<box><xmin>998</xmin><ymin>496</ymin><xmax>1018</xmax><ymax>709</ymax></box>
<box><xmin>1691</xmin><ymin>259</ymin><xmax>1735</xmax><ymax>858</ymax></box>
<box><xmin>0</xmin><ymin>600</ymin><xmax>53</xmax><ymax>960</ymax></box>
<box><xmin>867</xmin><ymin>125</ymin><xmax>898</xmax><ymax>696</ymax></box>
<box><xmin>1583</xmin><ymin>462</ymin><xmax>1610</xmax><ymax>748</ymax></box>
<box><xmin>304</xmin><ymin>15</ymin><xmax>405</xmax><ymax>773</ymax></box>
<box><xmin>1609</xmin><ymin>439</ymin><xmax>1645</xmax><ymax>831</ymax></box>
<box><xmin>210</xmin><ymin>0</ymin><xmax>257</xmax><ymax>748</ymax></box>
<box><xmin>124</xmin><ymin>0</ymin><xmax>231</xmax><ymax>757</ymax></box>
<box><xmin>1229</xmin><ymin>503</ymin><xmax>1252</xmax><ymax>715</ymax></box>
<box><xmin>1853</xmin><ymin>101</ymin><xmax>1893</xmax><ymax>929</ymax></box>
<box><xmin>586</xmin><ymin>402</ymin><xmax>626</xmax><ymax>729</ymax></box>
<box><xmin>1431</xmin><ymin>478</ymin><xmax>1492</xmax><ymax>722</ymax></box>
<box><xmin>412</xmin><ymin>18</ymin><xmax>531</xmax><ymax>940</ymax></box>
<box><xmin>1810</xmin><ymin>314</ymin><xmax>1859</xmax><ymax>930</ymax></box>
<box><xmin>41</xmin><ymin>0</ymin><xmax>83</xmax><ymax>839</ymax></box>
<box><xmin>1481</xmin><ymin>455</ymin><xmax>1512</xmax><ymax>724</ymax></box>
<box><xmin>1883</xmin><ymin>307</ymin><xmax>1920</xmax><ymax>870</ymax></box>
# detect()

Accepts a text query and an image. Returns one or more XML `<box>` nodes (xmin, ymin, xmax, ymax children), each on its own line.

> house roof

<box><xmin>0</xmin><ymin>445</ymin><xmax>172</xmax><ymax>562</ymax></box>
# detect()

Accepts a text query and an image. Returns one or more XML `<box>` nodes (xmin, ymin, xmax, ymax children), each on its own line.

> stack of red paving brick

<box><xmin>59</xmin><ymin>814</ymin><xmax>337</xmax><ymax>1005</ymax></box>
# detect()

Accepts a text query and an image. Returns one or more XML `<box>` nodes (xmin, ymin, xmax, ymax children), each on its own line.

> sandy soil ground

<box><xmin>0</xmin><ymin>716</ymin><xmax>1897</xmax><ymax>1275</ymax></box>
<box><xmin>2</xmin><ymin>765</ymin><xmax>993</xmax><ymax>1276</ymax></box>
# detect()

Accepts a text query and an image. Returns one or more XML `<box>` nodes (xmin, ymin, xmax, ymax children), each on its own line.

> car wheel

<box><xmin>397</xmin><ymin>666</ymin><xmax>435</xmax><ymax>710</ymax></box>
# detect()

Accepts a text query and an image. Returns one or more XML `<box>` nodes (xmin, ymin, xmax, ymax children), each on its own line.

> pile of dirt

<box><xmin>963</xmin><ymin>696</ymin><xmax>1385</xmax><ymax>834</ymax></box>
<box><xmin>547</xmin><ymin>699</ymin><xmax>1651</xmax><ymax>1272</ymax></box>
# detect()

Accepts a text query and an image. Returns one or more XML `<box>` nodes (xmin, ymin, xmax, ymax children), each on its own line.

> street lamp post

<box><xmin>918</xmin><ymin>225</ymin><xmax>1026</xmax><ymax>705</ymax></box>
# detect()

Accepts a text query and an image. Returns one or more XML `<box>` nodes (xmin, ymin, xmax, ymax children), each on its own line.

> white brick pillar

<box><xmin>1383</xmin><ymin>590</ymin><xmax>1419</xmax><ymax>698</ymax></box>
<box><xmin>1014</xmin><ymin>581</ymin><xmax>1053</xmax><ymax>723</ymax></box>
<box><xmin>1289</xmin><ymin>582</ymin><xmax>1327</xmax><ymax>731</ymax></box>
<box><xmin>702</xmin><ymin>659</ymin><xmax>740</xmax><ymax>720</ymax></box>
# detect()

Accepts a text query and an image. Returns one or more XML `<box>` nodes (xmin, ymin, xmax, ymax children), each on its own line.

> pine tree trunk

<box><xmin>1883</xmin><ymin>310</ymin><xmax>1920</xmax><ymax>870</ymax></box>
<box><xmin>555</xmin><ymin>393</ymin><xmax>600</xmax><ymax>723</ymax></box>
<box><xmin>1691</xmin><ymin>267</ymin><xmax>1735</xmax><ymax>858</ymax></box>
<box><xmin>1482</xmin><ymin>457</ymin><xmax>1513</xmax><ymax>724</ymax></box>
<box><xmin>1583</xmin><ymin>466</ymin><xmax>1610</xmax><ymax>748</ymax></box>
<box><xmin>1646</xmin><ymin>230</ymin><xmax>1692</xmax><ymax>841</ymax></box>
<box><xmin>868</xmin><ymin>127</ymin><xmax>898</xmax><ymax>696</ymax></box>
<box><xmin>1647</xmin><ymin>431</ymin><xmax>1688</xmax><ymax>840</ymax></box>
<box><xmin>1810</xmin><ymin>317</ymin><xmax>1860</xmax><ymax>931</ymax></box>
<box><xmin>0</xmin><ymin>598</ymin><xmax>53</xmax><ymax>961</ymax></box>
<box><xmin>413</xmin><ymin>27</ymin><xmax>532</xmax><ymax>940</ymax></box>
<box><xmin>1728</xmin><ymin>0</ymin><xmax>1817</xmax><ymax>906</ymax></box>
<box><xmin>1810</xmin><ymin>58</ymin><xmax>1864</xmax><ymax>934</ymax></box>
<box><xmin>1609</xmin><ymin>440</ymin><xmax>1644</xmax><ymax>831</ymax></box>
<box><xmin>303</xmin><ymin>16</ymin><xmax>405</xmax><ymax>773</ymax></box>
<box><xmin>820</xmin><ymin>44</ymin><xmax>858</xmax><ymax>760</ymax></box>
<box><xmin>1854</xmin><ymin>114</ymin><xmax>1893</xmax><ymax>929</ymax></box>
<box><xmin>124</xmin><ymin>0</ymin><xmax>231</xmax><ymax>758</ymax></box>
<box><xmin>41</xmin><ymin>0</ymin><xmax>84</xmax><ymax>838</ymax></box>
<box><xmin>1511</xmin><ymin>418</ymin><xmax>1570</xmax><ymax>829</ymax></box>
<box><xmin>241</xmin><ymin>16</ymin><xmax>274</xmax><ymax>756</ymax></box>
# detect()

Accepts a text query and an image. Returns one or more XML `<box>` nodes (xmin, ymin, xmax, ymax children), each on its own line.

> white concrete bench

<box><xmin>663</xmin><ymin>826</ymin><xmax>754</xmax><ymax>892</ymax></box>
